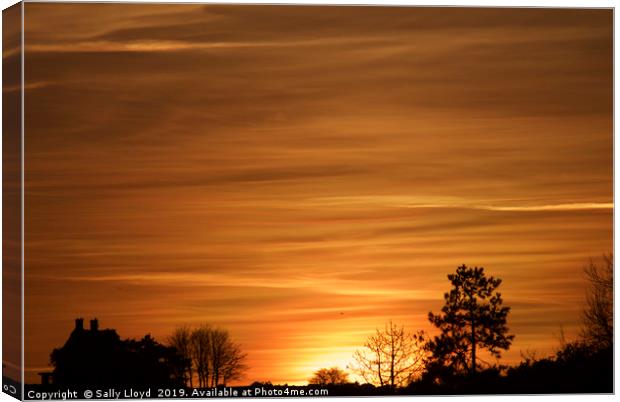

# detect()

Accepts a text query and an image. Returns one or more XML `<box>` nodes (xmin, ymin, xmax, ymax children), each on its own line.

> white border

<box><xmin>0</xmin><ymin>2</ymin><xmax>616</xmax><ymax>402</ymax></box>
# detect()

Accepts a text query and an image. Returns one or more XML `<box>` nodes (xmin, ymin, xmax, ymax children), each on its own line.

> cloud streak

<box><xmin>482</xmin><ymin>203</ymin><xmax>613</xmax><ymax>212</ymax></box>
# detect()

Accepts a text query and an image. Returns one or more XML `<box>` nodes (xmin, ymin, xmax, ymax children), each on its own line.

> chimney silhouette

<box><xmin>75</xmin><ymin>318</ymin><xmax>84</xmax><ymax>331</ymax></box>
<box><xmin>90</xmin><ymin>318</ymin><xmax>99</xmax><ymax>332</ymax></box>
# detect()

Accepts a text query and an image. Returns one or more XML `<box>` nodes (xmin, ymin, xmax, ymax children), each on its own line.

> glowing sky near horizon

<box><xmin>19</xmin><ymin>4</ymin><xmax>612</xmax><ymax>385</ymax></box>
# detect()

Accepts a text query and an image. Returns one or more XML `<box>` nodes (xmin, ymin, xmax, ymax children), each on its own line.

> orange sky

<box><xmin>19</xmin><ymin>4</ymin><xmax>612</xmax><ymax>385</ymax></box>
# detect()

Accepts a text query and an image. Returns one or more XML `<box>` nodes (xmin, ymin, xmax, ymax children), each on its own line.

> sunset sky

<box><xmin>20</xmin><ymin>4</ymin><xmax>612</xmax><ymax>385</ymax></box>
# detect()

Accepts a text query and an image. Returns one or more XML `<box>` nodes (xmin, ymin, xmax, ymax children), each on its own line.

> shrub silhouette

<box><xmin>308</xmin><ymin>367</ymin><xmax>349</xmax><ymax>385</ymax></box>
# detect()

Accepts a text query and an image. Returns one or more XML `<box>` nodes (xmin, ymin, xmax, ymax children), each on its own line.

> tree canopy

<box><xmin>427</xmin><ymin>264</ymin><xmax>514</xmax><ymax>376</ymax></box>
<box><xmin>308</xmin><ymin>367</ymin><xmax>349</xmax><ymax>385</ymax></box>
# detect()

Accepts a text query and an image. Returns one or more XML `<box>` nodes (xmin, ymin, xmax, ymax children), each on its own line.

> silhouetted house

<box><xmin>49</xmin><ymin>318</ymin><xmax>186</xmax><ymax>387</ymax></box>
<box><xmin>49</xmin><ymin>318</ymin><xmax>124</xmax><ymax>387</ymax></box>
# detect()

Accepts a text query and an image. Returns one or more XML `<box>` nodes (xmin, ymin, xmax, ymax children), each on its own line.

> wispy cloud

<box><xmin>304</xmin><ymin>196</ymin><xmax>612</xmax><ymax>212</ymax></box>
<box><xmin>3</xmin><ymin>81</ymin><xmax>52</xmax><ymax>93</ymax></box>
<box><xmin>482</xmin><ymin>203</ymin><xmax>613</xmax><ymax>212</ymax></box>
<box><xmin>29</xmin><ymin>271</ymin><xmax>434</xmax><ymax>301</ymax></box>
<box><xmin>25</xmin><ymin>36</ymin><xmax>393</xmax><ymax>53</ymax></box>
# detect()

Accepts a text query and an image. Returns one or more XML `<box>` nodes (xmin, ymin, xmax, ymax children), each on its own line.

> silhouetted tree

<box><xmin>167</xmin><ymin>326</ymin><xmax>194</xmax><ymax>387</ymax></box>
<box><xmin>351</xmin><ymin>321</ymin><xmax>426</xmax><ymax>389</ymax></box>
<box><xmin>209</xmin><ymin>329</ymin><xmax>227</xmax><ymax>386</ymax></box>
<box><xmin>581</xmin><ymin>254</ymin><xmax>613</xmax><ymax>350</ymax></box>
<box><xmin>427</xmin><ymin>265</ymin><xmax>514</xmax><ymax>377</ymax></box>
<box><xmin>308</xmin><ymin>367</ymin><xmax>349</xmax><ymax>385</ymax></box>
<box><xmin>210</xmin><ymin>328</ymin><xmax>247</xmax><ymax>386</ymax></box>
<box><xmin>124</xmin><ymin>335</ymin><xmax>188</xmax><ymax>386</ymax></box>
<box><xmin>221</xmin><ymin>340</ymin><xmax>247</xmax><ymax>385</ymax></box>
<box><xmin>190</xmin><ymin>325</ymin><xmax>212</xmax><ymax>388</ymax></box>
<box><xmin>173</xmin><ymin>325</ymin><xmax>247</xmax><ymax>387</ymax></box>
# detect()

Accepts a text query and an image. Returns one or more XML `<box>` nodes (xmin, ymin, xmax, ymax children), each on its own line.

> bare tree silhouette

<box><xmin>168</xmin><ymin>326</ymin><xmax>194</xmax><ymax>387</ymax></box>
<box><xmin>581</xmin><ymin>254</ymin><xmax>613</xmax><ymax>350</ymax></box>
<box><xmin>191</xmin><ymin>325</ymin><xmax>213</xmax><ymax>388</ymax></box>
<box><xmin>351</xmin><ymin>321</ymin><xmax>426</xmax><ymax>389</ymax></box>
<box><xmin>210</xmin><ymin>328</ymin><xmax>247</xmax><ymax>386</ymax></box>
<box><xmin>171</xmin><ymin>324</ymin><xmax>248</xmax><ymax>387</ymax></box>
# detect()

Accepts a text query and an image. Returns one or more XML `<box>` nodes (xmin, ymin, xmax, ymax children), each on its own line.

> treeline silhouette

<box><xmin>40</xmin><ymin>256</ymin><xmax>612</xmax><ymax>394</ymax></box>
<box><xmin>307</xmin><ymin>257</ymin><xmax>613</xmax><ymax>394</ymax></box>
<box><xmin>42</xmin><ymin>320</ymin><xmax>247</xmax><ymax>389</ymax></box>
<box><xmin>167</xmin><ymin>325</ymin><xmax>247</xmax><ymax>387</ymax></box>
<box><xmin>301</xmin><ymin>340</ymin><xmax>612</xmax><ymax>395</ymax></box>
